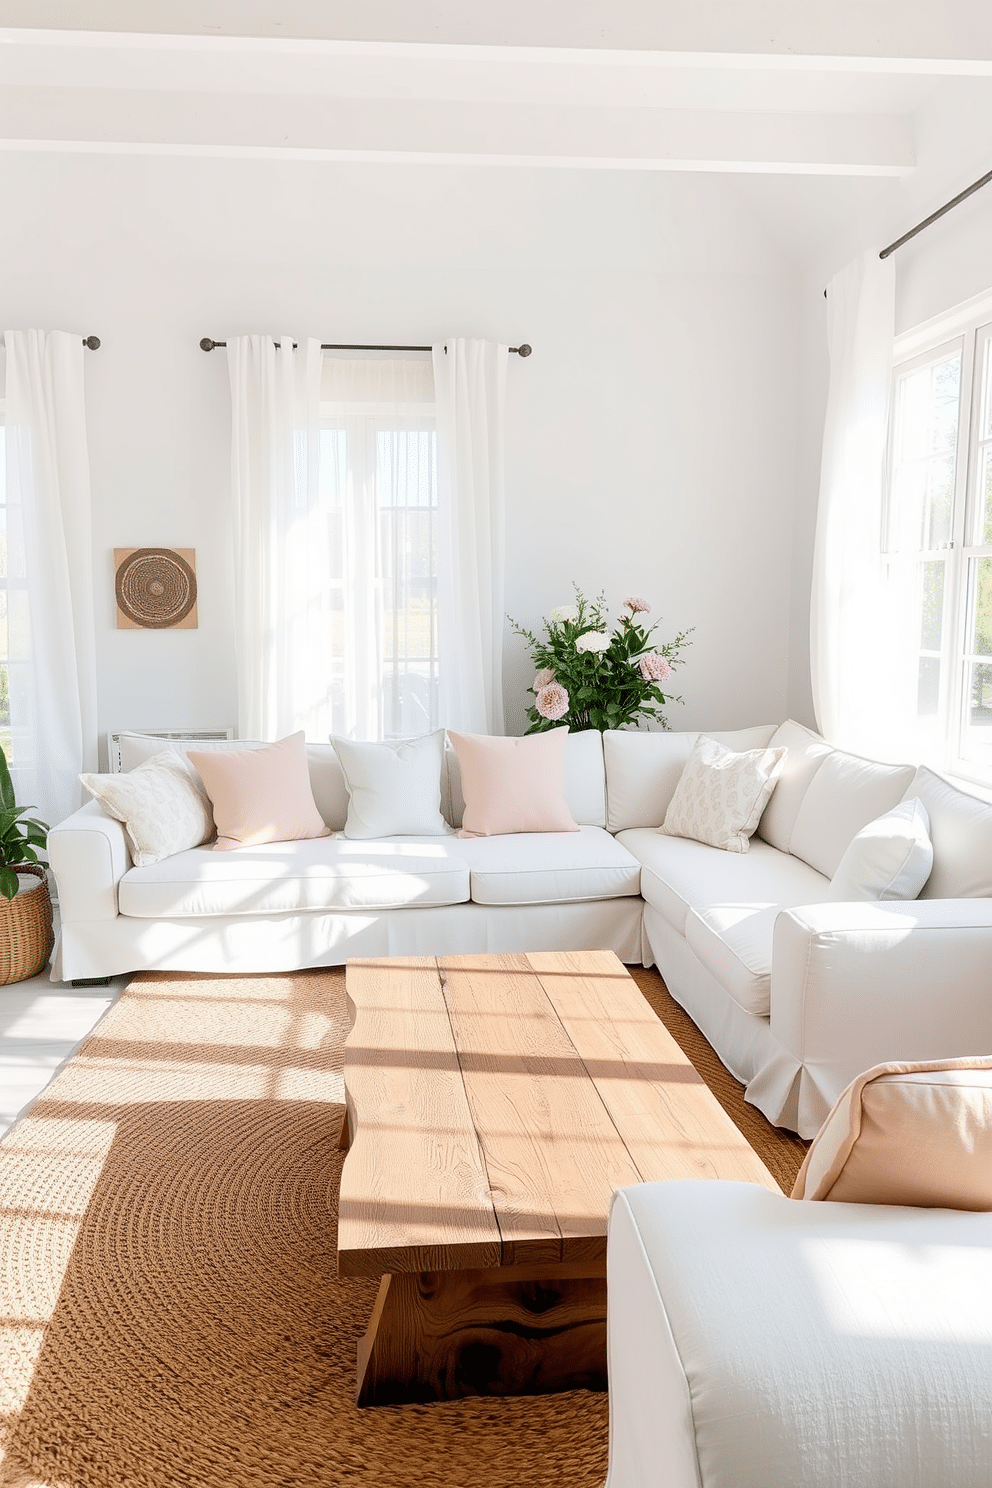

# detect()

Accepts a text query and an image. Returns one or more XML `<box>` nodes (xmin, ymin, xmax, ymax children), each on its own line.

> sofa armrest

<box><xmin>48</xmin><ymin>799</ymin><xmax>131</xmax><ymax>922</ymax></box>
<box><xmin>771</xmin><ymin>899</ymin><xmax>992</xmax><ymax>1131</ymax></box>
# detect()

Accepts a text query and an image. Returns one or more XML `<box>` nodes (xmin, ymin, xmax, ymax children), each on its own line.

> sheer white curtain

<box><xmin>809</xmin><ymin>252</ymin><xmax>895</xmax><ymax>753</ymax></box>
<box><xmin>3</xmin><ymin>330</ymin><xmax>97</xmax><ymax>826</ymax></box>
<box><xmin>228</xmin><ymin>339</ymin><xmax>439</xmax><ymax>741</ymax></box>
<box><xmin>433</xmin><ymin>338</ymin><xmax>508</xmax><ymax>735</ymax></box>
<box><xmin>228</xmin><ymin>336</ymin><xmax>323</xmax><ymax>741</ymax></box>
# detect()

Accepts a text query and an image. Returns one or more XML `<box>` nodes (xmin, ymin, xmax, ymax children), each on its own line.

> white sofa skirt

<box><xmin>641</xmin><ymin>905</ymin><xmax>807</xmax><ymax>1133</ymax></box>
<box><xmin>53</xmin><ymin>896</ymin><xmax>645</xmax><ymax>981</ymax></box>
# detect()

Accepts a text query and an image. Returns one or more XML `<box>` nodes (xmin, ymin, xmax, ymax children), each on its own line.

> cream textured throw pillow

<box><xmin>189</xmin><ymin>732</ymin><xmax>330</xmax><ymax>851</ymax></box>
<box><xmin>660</xmin><ymin>735</ymin><xmax>787</xmax><ymax>853</ymax></box>
<box><xmin>447</xmin><ymin>728</ymin><xmax>580</xmax><ymax>837</ymax></box>
<box><xmin>80</xmin><ymin>751</ymin><xmax>214</xmax><ymax>866</ymax></box>
<box><xmin>792</xmin><ymin>1057</ymin><xmax>992</xmax><ymax>1208</ymax></box>
<box><xmin>331</xmin><ymin>730</ymin><xmax>448</xmax><ymax>839</ymax></box>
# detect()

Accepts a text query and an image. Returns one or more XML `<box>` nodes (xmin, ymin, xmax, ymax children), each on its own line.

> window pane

<box><xmin>318</xmin><ymin>428</ymin><xmax>346</xmax><ymax>509</ymax></box>
<box><xmin>375</xmin><ymin>427</ymin><xmax>438</xmax><ymax>737</ymax></box>
<box><xmin>918</xmin><ymin>656</ymin><xmax>941</xmax><ymax>716</ymax></box>
<box><xmin>961</xmin><ymin>661</ymin><xmax>992</xmax><ymax>774</ymax></box>
<box><xmin>979</xmin><ymin>445</ymin><xmax>992</xmax><ymax>546</ymax></box>
<box><xmin>887</xmin><ymin>351</ymin><xmax>962</xmax><ymax>553</ymax></box>
<box><xmin>920</xmin><ymin>559</ymin><xmax>945</xmax><ymax>652</ymax></box>
<box><xmin>981</xmin><ymin>332</ymin><xmax>992</xmax><ymax>441</ymax></box>
<box><xmin>970</xmin><ymin>557</ymin><xmax>992</xmax><ymax>657</ymax></box>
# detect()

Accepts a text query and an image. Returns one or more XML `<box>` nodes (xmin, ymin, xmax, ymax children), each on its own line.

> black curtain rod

<box><xmin>824</xmin><ymin>165</ymin><xmax>992</xmax><ymax>296</ymax></box>
<box><xmin>0</xmin><ymin>335</ymin><xmax>100</xmax><ymax>348</ymax></box>
<box><xmin>200</xmin><ymin>337</ymin><xmax>532</xmax><ymax>356</ymax></box>
<box><xmin>879</xmin><ymin>166</ymin><xmax>992</xmax><ymax>260</ymax></box>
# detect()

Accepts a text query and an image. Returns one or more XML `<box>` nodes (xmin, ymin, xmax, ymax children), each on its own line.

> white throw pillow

<box><xmin>827</xmin><ymin>797</ymin><xmax>933</xmax><ymax>902</ymax></box>
<box><xmin>331</xmin><ymin>730</ymin><xmax>448</xmax><ymax>839</ymax></box>
<box><xmin>660</xmin><ymin>735</ymin><xmax>787</xmax><ymax>854</ymax></box>
<box><xmin>80</xmin><ymin>751</ymin><xmax>214</xmax><ymax>865</ymax></box>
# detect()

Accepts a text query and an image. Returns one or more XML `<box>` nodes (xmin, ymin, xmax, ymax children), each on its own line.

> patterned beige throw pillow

<box><xmin>80</xmin><ymin>750</ymin><xmax>214</xmax><ymax>866</ymax></box>
<box><xmin>660</xmin><ymin>735</ymin><xmax>787</xmax><ymax>853</ymax></box>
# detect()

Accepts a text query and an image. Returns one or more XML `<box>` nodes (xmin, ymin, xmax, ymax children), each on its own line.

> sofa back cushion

<box><xmin>904</xmin><ymin>765</ymin><xmax>992</xmax><ymax>899</ymax></box>
<box><xmin>755</xmin><ymin>719</ymin><xmax>832</xmax><ymax>853</ymax></box>
<box><xmin>117</xmin><ymin>731</ymin><xmax>350</xmax><ymax>831</ymax></box>
<box><xmin>788</xmin><ymin>750</ymin><xmax>916</xmax><ymax>878</ymax></box>
<box><xmin>444</xmin><ymin>727</ymin><xmax>606</xmax><ymax>830</ymax></box>
<box><xmin>603</xmin><ymin>725</ymin><xmax>776</xmax><ymax>833</ymax></box>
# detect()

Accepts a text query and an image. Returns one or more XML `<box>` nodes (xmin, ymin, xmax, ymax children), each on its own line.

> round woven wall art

<box><xmin>115</xmin><ymin>548</ymin><xmax>197</xmax><ymax>629</ymax></box>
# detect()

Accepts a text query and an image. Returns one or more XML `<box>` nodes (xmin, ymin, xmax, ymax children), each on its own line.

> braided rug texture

<box><xmin>0</xmin><ymin>966</ymin><xmax>804</xmax><ymax>1488</ymax></box>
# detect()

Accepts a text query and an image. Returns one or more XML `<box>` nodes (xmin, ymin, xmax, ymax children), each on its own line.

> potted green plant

<box><xmin>0</xmin><ymin>751</ymin><xmax>54</xmax><ymax>983</ymax></box>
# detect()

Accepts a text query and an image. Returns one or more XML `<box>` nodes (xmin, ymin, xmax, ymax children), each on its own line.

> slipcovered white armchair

<box><xmin>605</xmin><ymin>1059</ymin><xmax>992</xmax><ymax>1488</ymax></box>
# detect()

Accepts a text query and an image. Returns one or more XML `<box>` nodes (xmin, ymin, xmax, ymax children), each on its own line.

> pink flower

<box><xmin>639</xmin><ymin>653</ymin><xmax>671</xmax><ymax>683</ymax></box>
<box><xmin>533</xmin><ymin>667</ymin><xmax>556</xmax><ymax>691</ymax></box>
<box><xmin>535</xmin><ymin>681</ymin><xmax>570</xmax><ymax>720</ymax></box>
<box><xmin>624</xmin><ymin>595</ymin><xmax>652</xmax><ymax>614</ymax></box>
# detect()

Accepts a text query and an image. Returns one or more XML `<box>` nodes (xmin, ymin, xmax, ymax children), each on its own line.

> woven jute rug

<box><xmin>0</xmin><ymin>964</ymin><xmax>806</xmax><ymax>1488</ymax></box>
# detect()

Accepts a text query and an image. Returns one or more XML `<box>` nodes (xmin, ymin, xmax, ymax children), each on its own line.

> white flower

<box><xmin>575</xmin><ymin>630</ymin><xmax>611</xmax><ymax>654</ymax></box>
<box><xmin>533</xmin><ymin>667</ymin><xmax>556</xmax><ymax>691</ymax></box>
<box><xmin>547</xmin><ymin>604</ymin><xmax>579</xmax><ymax>624</ymax></box>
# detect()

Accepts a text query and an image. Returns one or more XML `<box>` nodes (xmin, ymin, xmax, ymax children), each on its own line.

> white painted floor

<box><xmin>0</xmin><ymin>911</ymin><xmax>127</xmax><ymax>1138</ymax></box>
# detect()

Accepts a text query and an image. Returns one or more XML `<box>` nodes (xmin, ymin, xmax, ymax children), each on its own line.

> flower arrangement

<box><xmin>509</xmin><ymin>587</ymin><xmax>692</xmax><ymax>733</ymax></box>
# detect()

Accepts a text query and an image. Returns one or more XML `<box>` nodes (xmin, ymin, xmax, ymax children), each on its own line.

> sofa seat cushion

<box><xmin>118</xmin><ymin>837</ymin><xmax>471</xmax><ymax>917</ymax></box>
<box><xmin>685</xmin><ymin>904</ymin><xmax>780</xmax><ymax>1016</ymax></box>
<box><xmin>452</xmin><ymin>825</ymin><xmax>642</xmax><ymax>906</ymax></box>
<box><xmin>617</xmin><ymin>828</ymin><xmax>829</xmax><ymax>936</ymax></box>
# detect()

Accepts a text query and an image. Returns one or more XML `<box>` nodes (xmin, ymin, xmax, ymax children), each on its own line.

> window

<box><xmin>317</xmin><ymin>357</ymin><xmax>438</xmax><ymax>741</ymax></box>
<box><xmin>317</xmin><ymin>418</ymin><xmax>438</xmax><ymax>740</ymax></box>
<box><xmin>885</xmin><ymin>303</ymin><xmax>992</xmax><ymax>784</ymax></box>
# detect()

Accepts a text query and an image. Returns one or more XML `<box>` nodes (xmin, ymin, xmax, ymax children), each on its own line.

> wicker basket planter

<box><xmin>0</xmin><ymin>863</ymin><xmax>54</xmax><ymax>985</ymax></box>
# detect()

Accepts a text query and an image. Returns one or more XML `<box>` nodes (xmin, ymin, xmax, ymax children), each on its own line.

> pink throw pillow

<box><xmin>188</xmin><ymin>731</ymin><xmax>330</xmax><ymax>851</ymax></box>
<box><xmin>447</xmin><ymin>729</ymin><xmax>580</xmax><ymax>837</ymax></box>
<box><xmin>791</xmin><ymin>1055</ymin><xmax>992</xmax><ymax>1208</ymax></box>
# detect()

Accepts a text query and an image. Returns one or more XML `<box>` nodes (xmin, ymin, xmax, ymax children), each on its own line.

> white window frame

<box><xmin>887</xmin><ymin>287</ymin><xmax>992</xmax><ymax>787</ymax></box>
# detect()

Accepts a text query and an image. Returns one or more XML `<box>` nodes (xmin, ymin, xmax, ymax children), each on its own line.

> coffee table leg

<box><xmin>355</xmin><ymin>1261</ymin><xmax>608</xmax><ymax>1407</ymax></box>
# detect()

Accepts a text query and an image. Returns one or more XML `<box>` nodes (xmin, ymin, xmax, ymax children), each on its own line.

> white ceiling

<box><xmin>0</xmin><ymin>4</ymin><xmax>989</xmax><ymax>259</ymax></box>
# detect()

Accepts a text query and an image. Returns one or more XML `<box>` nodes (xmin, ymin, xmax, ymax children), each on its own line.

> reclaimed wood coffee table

<box><xmin>337</xmin><ymin>949</ymin><xmax>777</xmax><ymax>1407</ymax></box>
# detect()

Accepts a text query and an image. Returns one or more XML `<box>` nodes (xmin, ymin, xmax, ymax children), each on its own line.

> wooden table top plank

<box><xmin>436</xmin><ymin>954</ymin><xmax>644</xmax><ymax>1265</ymax></box>
<box><xmin>337</xmin><ymin>957</ymin><xmax>502</xmax><ymax>1278</ymax></box>
<box><xmin>522</xmin><ymin>950</ymin><xmax>777</xmax><ymax>1190</ymax></box>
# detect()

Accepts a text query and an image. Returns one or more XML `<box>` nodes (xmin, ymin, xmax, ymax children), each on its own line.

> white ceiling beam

<box><xmin>0</xmin><ymin>89</ymin><xmax>914</xmax><ymax>174</ymax></box>
<box><xmin>0</xmin><ymin>1</ymin><xmax>990</xmax><ymax>67</ymax></box>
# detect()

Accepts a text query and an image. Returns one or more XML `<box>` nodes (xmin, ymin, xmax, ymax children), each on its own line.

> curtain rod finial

<box><xmin>200</xmin><ymin>337</ymin><xmax>217</xmax><ymax>352</ymax></box>
<box><xmin>83</xmin><ymin>335</ymin><xmax>101</xmax><ymax>350</ymax></box>
<box><xmin>516</xmin><ymin>343</ymin><xmax>532</xmax><ymax>357</ymax></box>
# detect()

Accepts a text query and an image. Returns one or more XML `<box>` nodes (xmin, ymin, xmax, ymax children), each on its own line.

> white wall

<box><xmin>0</xmin><ymin>150</ymin><xmax>801</xmax><ymax>755</ymax></box>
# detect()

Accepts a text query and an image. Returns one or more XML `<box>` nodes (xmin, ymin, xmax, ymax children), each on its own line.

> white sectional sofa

<box><xmin>48</xmin><ymin>721</ymin><xmax>992</xmax><ymax>1136</ymax></box>
<box><xmin>605</xmin><ymin>1180</ymin><xmax>992</xmax><ymax>1488</ymax></box>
